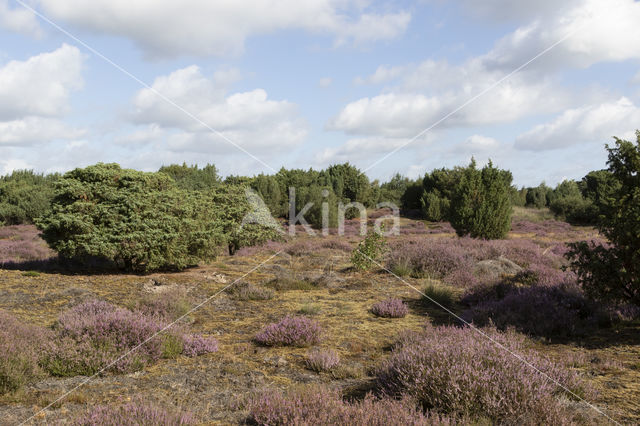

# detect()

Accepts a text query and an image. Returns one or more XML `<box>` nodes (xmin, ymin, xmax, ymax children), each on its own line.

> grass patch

<box><xmin>422</xmin><ymin>283</ymin><xmax>455</xmax><ymax>309</ymax></box>
<box><xmin>229</xmin><ymin>282</ymin><xmax>274</xmax><ymax>300</ymax></box>
<box><xmin>298</xmin><ymin>303</ymin><xmax>322</xmax><ymax>315</ymax></box>
<box><xmin>21</xmin><ymin>271</ymin><xmax>40</xmax><ymax>277</ymax></box>
<box><xmin>265</xmin><ymin>277</ymin><xmax>315</xmax><ymax>291</ymax></box>
<box><xmin>390</xmin><ymin>260</ymin><xmax>413</xmax><ymax>277</ymax></box>
<box><xmin>511</xmin><ymin>206</ymin><xmax>555</xmax><ymax>223</ymax></box>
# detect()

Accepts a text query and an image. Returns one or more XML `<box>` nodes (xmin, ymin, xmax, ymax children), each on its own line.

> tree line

<box><xmin>0</xmin><ymin>133</ymin><xmax>638</xmax><ymax>307</ymax></box>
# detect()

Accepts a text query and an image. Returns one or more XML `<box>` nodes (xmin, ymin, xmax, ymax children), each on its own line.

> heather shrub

<box><xmin>134</xmin><ymin>287</ymin><xmax>191</xmax><ymax>321</ymax></box>
<box><xmin>0</xmin><ymin>310</ymin><xmax>51</xmax><ymax>394</ymax></box>
<box><xmin>182</xmin><ymin>334</ymin><xmax>219</xmax><ymax>357</ymax></box>
<box><xmin>70</xmin><ymin>399</ymin><xmax>196</xmax><ymax>425</ymax></box>
<box><xmin>351</xmin><ymin>228</ymin><xmax>387</xmax><ymax>271</ymax></box>
<box><xmin>248</xmin><ymin>385</ymin><xmax>452</xmax><ymax>425</ymax></box>
<box><xmin>255</xmin><ymin>315</ymin><xmax>322</xmax><ymax>347</ymax></box>
<box><xmin>43</xmin><ymin>300</ymin><xmax>217</xmax><ymax>376</ymax></box>
<box><xmin>462</xmin><ymin>282</ymin><xmax>605</xmax><ymax>338</ymax></box>
<box><xmin>229</xmin><ymin>281</ymin><xmax>275</xmax><ymax>300</ymax></box>
<box><xmin>0</xmin><ymin>224</ymin><xmax>55</xmax><ymax>264</ymax></box>
<box><xmin>371</xmin><ymin>298</ymin><xmax>408</xmax><ymax>318</ymax></box>
<box><xmin>388</xmin><ymin>236</ymin><xmax>560</xmax><ymax>281</ymax></box>
<box><xmin>306</xmin><ymin>348</ymin><xmax>340</xmax><ymax>372</ymax></box>
<box><xmin>422</xmin><ymin>284</ymin><xmax>455</xmax><ymax>309</ymax></box>
<box><xmin>377</xmin><ymin>325</ymin><xmax>589</xmax><ymax>423</ymax></box>
<box><xmin>387</xmin><ymin>239</ymin><xmax>470</xmax><ymax>279</ymax></box>
<box><xmin>442</xmin><ymin>268</ymin><xmax>478</xmax><ymax>289</ymax></box>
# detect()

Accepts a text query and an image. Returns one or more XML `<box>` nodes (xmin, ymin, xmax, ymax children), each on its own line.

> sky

<box><xmin>0</xmin><ymin>0</ymin><xmax>639</xmax><ymax>187</ymax></box>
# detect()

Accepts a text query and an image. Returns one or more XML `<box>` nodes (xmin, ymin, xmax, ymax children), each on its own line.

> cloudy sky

<box><xmin>0</xmin><ymin>0</ymin><xmax>639</xmax><ymax>186</ymax></box>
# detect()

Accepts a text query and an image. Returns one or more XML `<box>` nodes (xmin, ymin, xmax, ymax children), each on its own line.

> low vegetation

<box><xmin>370</xmin><ymin>298</ymin><xmax>409</xmax><ymax>318</ymax></box>
<box><xmin>70</xmin><ymin>399</ymin><xmax>197</xmax><ymax>425</ymax></box>
<box><xmin>248</xmin><ymin>385</ymin><xmax>445</xmax><ymax>425</ymax></box>
<box><xmin>254</xmin><ymin>315</ymin><xmax>323</xmax><ymax>347</ymax></box>
<box><xmin>377</xmin><ymin>325</ymin><xmax>590</xmax><ymax>423</ymax></box>
<box><xmin>0</xmin><ymin>135</ymin><xmax>639</xmax><ymax>423</ymax></box>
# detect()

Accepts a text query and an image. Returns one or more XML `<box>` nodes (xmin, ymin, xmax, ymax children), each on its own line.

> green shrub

<box><xmin>419</xmin><ymin>167</ymin><xmax>463</xmax><ymax>220</ymax></box>
<box><xmin>37</xmin><ymin>164</ymin><xmax>279</xmax><ymax>271</ymax></box>
<box><xmin>379</xmin><ymin>173</ymin><xmax>411</xmax><ymax>205</ymax></box>
<box><xmin>567</xmin><ymin>132</ymin><xmax>640</xmax><ymax>305</ymax></box>
<box><xmin>37</xmin><ymin>163</ymin><xmax>224</xmax><ymax>272</ymax></box>
<box><xmin>449</xmin><ymin>160</ymin><xmax>513</xmax><ymax>239</ymax></box>
<box><xmin>351</xmin><ymin>228</ymin><xmax>387</xmax><ymax>271</ymax></box>
<box><xmin>420</xmin><ymin>191</ymin><xmax>449</xmax><ymax>222</ymax></box>
<box><xmin>0</xmin><ymin>170</ymin><xmax>58</xmax><ymax>225</ymax></box>
<box><xmin>293</xmin><ymin>185</ymin><xmax>339</xmax><ymax>229</ymax></box>
<box><xmin>158</xmin><ymin>162</ymin><xmax>219</xmax><ymax>190</ymax></box>
<box><xmin>549</xmin><ymin>196</ymin><xmax>597</xmax><ymax>224</ymax></box>
<box><xmin>525</xmin><ymin>183</ymin><xmax>551</xmax><ymax>208</ymax></box>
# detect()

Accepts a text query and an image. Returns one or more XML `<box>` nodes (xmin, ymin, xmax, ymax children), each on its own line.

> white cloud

<box><xmin>515</xmin><ymin>97</ymin><xmax>640</xmax><ymax>151</ymax></box>
<box><xmin>34</xmin><ymin>1</ymin><xmax>410</xmax><ymax>58</ymax></box>
<box><xmin>0</xmin><ymin>157</ymin><xmax>34</xmax><ymax>175</ymax></box>
<box><xmin>329</xmin><ymin>63</ymin><xmax>570</xmax><ymax>137</ymax></box>
<box><xmin>482</xmin><ymin>0</ymin><xmax>640</xmax><ymax>72</ymax></box>
<box><xmin>0</xmin><ymin>44</ymin><xmax>83</xmax><ymax>120</ymax></box>
<box><xmin>632</xmin><ymin>70</ymin><xmax>640</xmax><ymax>85</ymax></box>
<box><xmin>315</xmin><ymin>136</ymin><xmax>412</xmax><ymax>164</ymax></box>
<box><xmin>329</xmin><ymin>0</ymin><xmax>640</xmax><ymax>154</ymax></box>
<box><xmin>0</xmin><ymin>0</ymin><xmax>42</xmax><ymax>37</ymax></box>
<box><xmin>460</xmin><ymin>134</ymin><xmax>499</xmax><ymax>151</ymax></box>
<box><xmin>130</xmin><ymin>65</ymin><xmax>307</xmax><ymax>154</ymax></box>
<box><xmin>459</xmin><ymin>0</ymin><xmax>581</xmax><ymax>22</ymax></box>
<box><xmin>0</xmin><ymin>117</ymin><xmax>84</xmax><ymax>145</ymax></box>
<box><xmin>0</xmin><ymin>44</ymin><xmax>85</xmax><ymax>146</ymax></box>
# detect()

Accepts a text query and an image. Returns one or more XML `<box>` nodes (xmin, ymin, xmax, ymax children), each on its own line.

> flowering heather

<box><xmin>255</xmin><ymin>315</ymin><xmax>322</xmax><ymax>347</ymax></box>
<box><xmin>371</xmin><ymin>298</ymin><xmax>409</xmax><ymax>318</ymax></box>
<box><xmin>442</xmin><ymin>268</ymin><xmax>479</xmax><ymax>289</ymax></box>
<box><xmin>608</xmin><ymin>303</ymin><xmax>640</xmax><ymax>322</ymax></box>
<box><xmin>388</xmin><ymin>236</ymin><xmax>565</xmax><ymax>285</ymax></box>
<box><xmin>70</xmin><ymin>399</ymin><xmax>196</xmax><ymax>425</ymax></box>
<box><xmin>462</xmin><ymin>282</ymin><xmax>604</xmax><ymax>338</ymax></box>
<box><xmin>44</xmin><ymin>300</ymin><xmax>217</xmax><ymax>375</ymax></box>
<box><xmin>135</xmin><ymin>286</ymin><xmax>192</xmax><ymax>321</ymax></box>
<box><xmin>511</xmin><ymin>219</ymin><xmax>574</xmax><ymax>237</ymax></box>
<box><xmin>249</xmin><ymin>385</ymin><xmax>455</xmax><ymax>425</ymax></box>
<box><xmin>0</xmin><ymin>224</ymin><xmax>54</xmax><ymax>264</ymax></box>
<box><xmin>376</xmin><ymin>325</ymin><xmax>589</xmax><ymax>423</ymax></box>
<box><xmin>235</xmin><ymin>240</ymin><xmax>287</xmax><ymax>256</ymax></box>
<box><xmin>182</xmin><ymin>334</ymin><xmax>219</xmax><ymax>357</ymax></box>
<box><xmin>387</xmin><ymin>239</ymin><xmax>470</xmax><ymax>278</ymax></box>
<box><xmin>306</xmin><ymin>348</ymin><xmax>340</xmax><ymax>372</ymax></box>
<box><xmin>0</xmin><ymin>310</ymin><xmax>51</xmax><ymax>393</ymax></box>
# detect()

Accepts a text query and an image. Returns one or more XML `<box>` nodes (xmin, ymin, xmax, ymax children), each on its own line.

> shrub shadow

<box><xmin>405</xmin><ymin>298</ymin><xmax>465</xmax><ymax>327</ymax></box>
<box><xmin>0</xmin><ymin>255</ymin><xmax>197</xmax><ymax>276</ymax></box>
